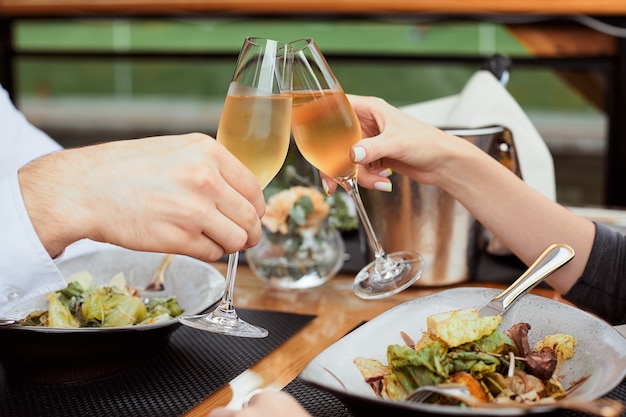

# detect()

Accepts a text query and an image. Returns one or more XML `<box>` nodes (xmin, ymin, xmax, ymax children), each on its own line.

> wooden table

<box><xmin>182</xmin><ymin>262</ymin><xmax>569</xmax><ymax>416</ymax></box>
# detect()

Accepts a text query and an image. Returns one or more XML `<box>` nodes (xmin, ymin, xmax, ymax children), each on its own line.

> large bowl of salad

<box><xmin>0</xmin><ymin>248</ymin><xmax>225</xmax><ymax>383</ymax></box>
<box><xmin>299</xmin><ymin>287</ymin><xmax>626</xmax><ymax>416</ymax></box>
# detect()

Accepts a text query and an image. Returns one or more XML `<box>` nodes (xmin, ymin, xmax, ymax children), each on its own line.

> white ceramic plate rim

<box><xmin>300</xmin><ymin>287</ymin><xmax>626</xmax><ymax>416</ymax></box>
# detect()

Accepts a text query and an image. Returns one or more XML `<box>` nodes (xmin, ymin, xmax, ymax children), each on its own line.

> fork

<box><xmin>405</xmin><ymin>383</ymin><xmax>471</xmax><ymax>404</ymax></box>
<box><xmin>404</xmin><ymin>383</ymin><xmax>625</xmax><ymax>417</ymax></box>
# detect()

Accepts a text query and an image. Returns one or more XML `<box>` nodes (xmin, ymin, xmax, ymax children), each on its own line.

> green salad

<box><xmin>23</xmin><ymin>271</ymin><xmax>184</xmax><ymax>328</ymax></box>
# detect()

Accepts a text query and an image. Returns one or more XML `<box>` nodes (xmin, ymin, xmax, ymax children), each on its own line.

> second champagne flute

<box><xmin>179</xmin><ymin>37</ymin><xmax>293</xmax><ymax>337</ymax></box>
<box><xmin>290</xmin><ymin>38</ymin><xmax>424</xmax><ymax>299</ymax></box>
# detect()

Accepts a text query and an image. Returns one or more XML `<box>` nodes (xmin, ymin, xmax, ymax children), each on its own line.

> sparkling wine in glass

<box><xmin>179</xmin><ymin>37</ymin><xmax>293</xmax><ymax>337</ymax></box>
<box><xmin>289</xmin><ymin>38</ymin><xmax>424</xmax><ymax>299</ymax></box>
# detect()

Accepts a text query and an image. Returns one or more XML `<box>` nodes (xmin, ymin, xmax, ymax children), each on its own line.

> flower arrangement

<box><xmin>246</xmin><ymin>184</ymin><xmax>352</xmax><ymax>288</ymax></box>
<box><xmin>262</xmin><ymin>186</ymin><xmax>331</xmax><ymax>235</ymax></box>
<box><xmin>262</xmin><ymin>184</ymin><xmax>358</xmax><ymax>237</ymax></box>
<box><xmin>245</xmin><ymin>156</ymin><xmax>359</xmax><ymax>288</ymax></box>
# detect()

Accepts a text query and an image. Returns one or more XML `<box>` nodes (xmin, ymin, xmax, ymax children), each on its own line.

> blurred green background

<box><xmin>12</xmin><ymin>18</ymin><xmax>605</xmax><ymax>206</ymax></box>
<box><xmin>15</xmin><ymin>18</ymin><xmax>594</xmax><ymax>110</ymax></box>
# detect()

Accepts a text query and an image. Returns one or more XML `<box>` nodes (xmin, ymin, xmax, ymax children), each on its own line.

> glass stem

<box><xmin>217</xmin><ymin>251</ymin><xmax>239</xmax><ymax>315</ymax></box>
<box><xmin>339</xmin><ymin>177</ymin><xmax>390</xmax><ymax>272</ymax></box>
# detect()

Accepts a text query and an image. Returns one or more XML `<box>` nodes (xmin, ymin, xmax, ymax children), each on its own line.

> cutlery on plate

<box><xmin>0</xmin><ymin>317</ymin><xmax>29</xmax><ymax>326</ymax></box>
<box><xmin>144</xmin><ymin>253</ymin><xmax>174</xmax><ymax>292</ymax></box>
<box><xmin>479</xmin><ymin>243</ymin><xmax>575</xmax><ymax>317</ymax></box>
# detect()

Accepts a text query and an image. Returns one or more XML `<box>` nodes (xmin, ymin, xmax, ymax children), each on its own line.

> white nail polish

<box><xmin>321</xmin><ymin>178</ymin><xmax>330</xmax><ymax>195</ymax></box>
<box><xmin>378</xmin><ymin>168</ymin><xmax>392</xmax><ymax>178</ymax></box>
<box><xmin>353</xmin><ymin>146</ymin><xmax>366</xmax><ymax>162</ymax></box>
<box><xmin>374</xmin><ymin>181</ymin><xmax>392</xmax><ymax>192</ymax></box>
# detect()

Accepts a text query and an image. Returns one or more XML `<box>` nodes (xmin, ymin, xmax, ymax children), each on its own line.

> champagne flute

<box><xmin>179</xmin><ymin>37</ymin><xmax>293</xmax><ymax>337</ymax></box>
<box><xmin>289</xmin><ymin>38</ymin><xmax>424</xmax><ymax>299</ymax></box>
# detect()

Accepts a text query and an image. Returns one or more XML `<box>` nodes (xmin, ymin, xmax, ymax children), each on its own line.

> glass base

<box><xmin>179</xmin><ymin>306</ymin><xmax>268</xmax><ymax>338</ymax></box>
<box><xmin>353</xmin><ymin>251</ymin><xmax>424</xmax><ymax>300</ymax></box>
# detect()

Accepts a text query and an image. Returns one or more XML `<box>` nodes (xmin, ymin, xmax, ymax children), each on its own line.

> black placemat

<box><xmin>285</xmin><ymin>376</ymin><xmax>626</xmax><ymax>417</ymax></box>
<box><xmin>285</xmin><ymin>378</ymin><xmax>354</xmax><ymax>417</ymax></box>
<box><xmin>0</xmin><ymin>309</ymin><xmax>315</xmax><ymax>417</ymax></box>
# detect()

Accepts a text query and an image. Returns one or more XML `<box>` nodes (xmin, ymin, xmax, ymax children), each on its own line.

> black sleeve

<box><xmin>563</xmin><ymin>222</ymin><xmax>626</xmax><ymax>325</ymax></box>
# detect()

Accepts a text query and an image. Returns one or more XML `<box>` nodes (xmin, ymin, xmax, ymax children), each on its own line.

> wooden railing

<box><xmin>1</xmin><ymin>0</ymin><xmax>626</xmax><ymax>16</ymax></box>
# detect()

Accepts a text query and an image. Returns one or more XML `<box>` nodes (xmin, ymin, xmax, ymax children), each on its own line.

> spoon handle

<box><xmin>145</xmin><ymin>253</ymin><xmax>174</xmax><ymax>291</ymax></box>
<box><xmin>479</xmin><ymin>243</ymin><xmax>575</xmax><ymax>316</ymax></box>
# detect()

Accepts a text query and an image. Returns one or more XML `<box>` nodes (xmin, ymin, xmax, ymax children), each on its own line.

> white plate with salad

<box><xmin>299</xmin><ymin>287</ymin><xmax>626</xmax><ymax>416</ymax></box>
<box><xmin>0</xmin><ymin>248</ymin><xmax>225</xmax><ymax>382</ymax></box>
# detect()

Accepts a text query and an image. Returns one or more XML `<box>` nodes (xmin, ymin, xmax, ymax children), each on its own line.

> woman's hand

<box><xmin>346</xmin><ymin>94</ymin><xmax>465</xmax><ymax>192</ymax></box>
<box><xmin>319</xmin><ymin>94</ymin><xmax>464</xmax><ymax>196</ymax></box>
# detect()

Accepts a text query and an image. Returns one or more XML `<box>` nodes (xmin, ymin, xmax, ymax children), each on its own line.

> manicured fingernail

<box><xmin>374</xmin><ymin>181</ymin><xmax>392</xmax><ymax>192</ymax></box>
<box><xmin>378</xmin><ymin>168</ymin><xmax>392</xmax><ymax>178</ymax></box>
<box><xmin>321</xmin><ymin>178</ymin><xmax>330</xmax><ymax>195</ymax></box>
<box><xmin>353</xmin><ymin>146</ymin><xmax>366</xmax><ymax>162</ymax></box>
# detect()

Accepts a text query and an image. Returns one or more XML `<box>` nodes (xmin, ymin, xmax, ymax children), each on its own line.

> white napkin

<box><xmin>400</xmin><ymin>70</ymin><xmax>556</xmax><ymax>201</ymax></box>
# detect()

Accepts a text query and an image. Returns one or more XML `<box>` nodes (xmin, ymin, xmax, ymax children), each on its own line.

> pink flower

<box><xmin>262</xmin><ymin>186</ymin><xmax>330</xmax><ymax>234</ymax></box>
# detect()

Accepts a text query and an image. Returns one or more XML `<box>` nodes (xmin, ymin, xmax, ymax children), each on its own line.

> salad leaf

<box><xmin>23</xmin><ymin>271</ymin><xmax>185</xmax><ymax>328</ymax></box>
<box><xmin>103</xmin><ymin>294</ymin><xmax>147</xmax><ymax>327</ymax></box>
<box><xmin>146</xmin><ymin>297</ymin><xmax>184</xmax><ymax>318</ymax></box>
<box><xmin>47</xmin><ymin>292</ymin><xmax>80</xmax><ymax>328</ymax></box>
<box><xmin>56</xmin><ymin>280</ymin><xmax>86</xmax><ymax>316</ymax></box>
<box><xmin>377</xmin><ymin>329</ymin><xmax>520</xmax><ymax>400</ymax></box>
<box><xmin>384</xmin><ymin>342</ymin><xmax>450</xmax><ymax>399</ymax></box>
<box><xmin>81</xmin><ymin>286</ymin><xmax>148</xmax><ymax>327</ymax></box>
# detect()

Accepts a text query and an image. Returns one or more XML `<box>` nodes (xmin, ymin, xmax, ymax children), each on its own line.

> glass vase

<box><xmin>246</xmin><ymin>219</ymin><xmax>345</xmax><ymax>289</ymax></box>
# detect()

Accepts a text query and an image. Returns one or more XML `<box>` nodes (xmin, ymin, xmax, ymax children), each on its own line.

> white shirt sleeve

<box><xmin>0</xmin><ymin>173</ymin><xmax>67</xmax><ymax>316</ymax></box>
<box><xmin>0</xmin><ymin>86</ymin><xmax>63</xmax><ymax>176</ymax></box>
<box><xmin>0</xmin><ymin>84</ymin><xmax>67</xmax><ymax>316</ymax></box>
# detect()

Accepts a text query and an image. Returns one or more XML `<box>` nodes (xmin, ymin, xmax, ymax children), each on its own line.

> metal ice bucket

<box><xmin>361</xmin><ymin>126</ymin><xmax>520</xmax><ymax>286</ymax></box>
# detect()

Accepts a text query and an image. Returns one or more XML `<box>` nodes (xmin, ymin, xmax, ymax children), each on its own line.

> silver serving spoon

<box><xmin>479</xmin><ymin>243</ymin><xmax>575</xmax><ymax>317</ymax></box>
